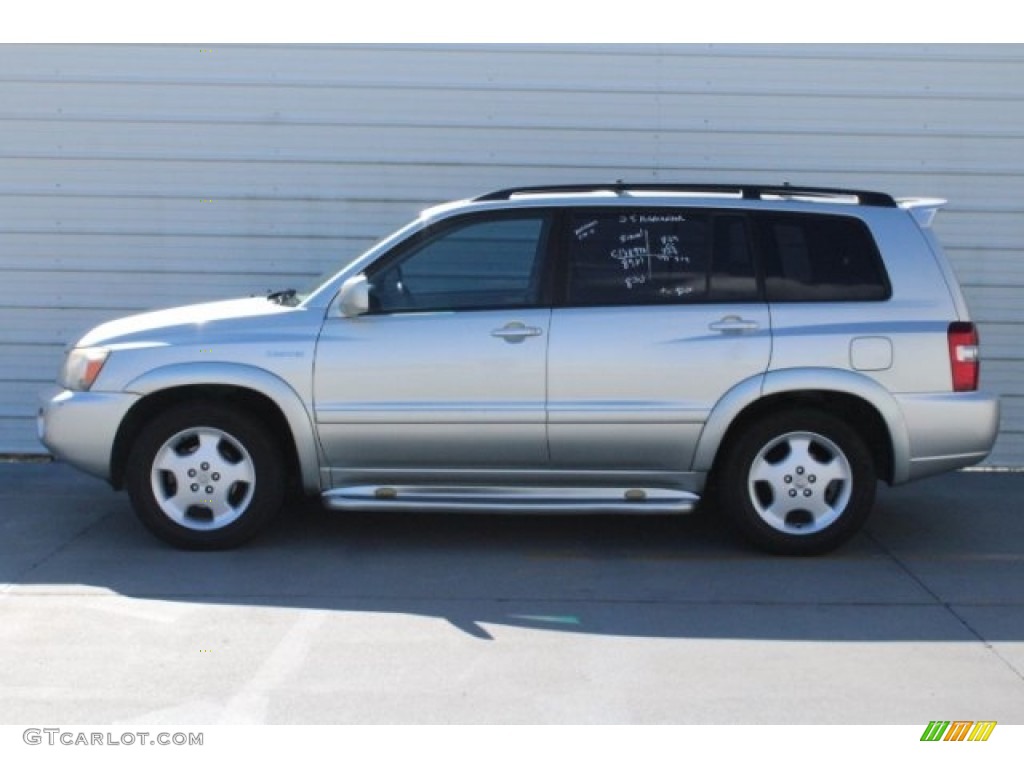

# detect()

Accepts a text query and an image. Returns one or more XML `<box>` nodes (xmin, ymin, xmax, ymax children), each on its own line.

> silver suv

<box><xmin>38</xmin><ymin>183</ymin><xmax>1000</xmax><ymax>555</ymax></box>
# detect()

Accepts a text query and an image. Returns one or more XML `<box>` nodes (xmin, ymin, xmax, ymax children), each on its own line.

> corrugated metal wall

<box><xmin>2</xmin><ymin>44</ymin><xmax>1022</xmax><ymax>463</ymax></box>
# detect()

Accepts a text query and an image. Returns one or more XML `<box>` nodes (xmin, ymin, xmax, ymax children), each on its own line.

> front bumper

<box><xmin>38</xmin><ymin>387</ymin><xmax>140</xmax><ymax>482</ymax></box>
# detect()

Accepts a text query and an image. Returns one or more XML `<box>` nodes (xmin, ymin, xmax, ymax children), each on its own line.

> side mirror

<box><xmin>338</xmin><ymin>274</ymin><xmax>370</xmax><ymax>317</ymax></box>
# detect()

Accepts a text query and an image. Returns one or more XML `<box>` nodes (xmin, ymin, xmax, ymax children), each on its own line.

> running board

<box><xmin>321</xmin><ymin>485</ymin><xmax>701</xmax><ymax>514</ymax></box>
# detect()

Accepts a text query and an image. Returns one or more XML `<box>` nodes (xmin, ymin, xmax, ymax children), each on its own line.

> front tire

<box><xmin>718</xmin><ymin>409</ymin><xmax>876</xmax><ymax>556</ymax></box>
<box><xmin>125</xmin><ymin>403</ymin><xmax>285</xmax><ymax>549</ymax></box>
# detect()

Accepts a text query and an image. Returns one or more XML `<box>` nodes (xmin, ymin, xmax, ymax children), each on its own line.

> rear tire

<box><xmin>125</xmin><ymin>403</ymin><xmax>285</xmax><ymax>550</ymax></box>
<box><xmin>718</xmin><ymin>409</ymin><xmax>876</xmax><ymax>556</ymax></box>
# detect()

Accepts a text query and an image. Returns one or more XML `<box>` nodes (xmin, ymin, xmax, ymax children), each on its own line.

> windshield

<box><xmin>293</xmin><ymin>215</ymin><xmax>428</xmax><ymax>307</ymax></box>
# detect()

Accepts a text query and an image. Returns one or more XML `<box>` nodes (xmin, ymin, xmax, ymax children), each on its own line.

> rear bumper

<box><xmin>37</xmin><ymin>387</ymin><xmax>140</xmax><ymax>482</ymax></box>
<box><xmin>895</xmin><ymin>391</ymin><xmax>1000</xmax><ymax>482</ymax></box>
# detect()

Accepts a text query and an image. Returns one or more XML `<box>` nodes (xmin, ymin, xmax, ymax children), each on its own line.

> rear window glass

<box><xmin>756</xmin><ymin>213</ymin><xmax>890</xmax><ymax>302</ymax></box>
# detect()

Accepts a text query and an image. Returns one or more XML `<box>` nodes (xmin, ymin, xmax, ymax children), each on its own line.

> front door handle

<box><xmin>709</xmin><ymin>315</ymin><xmax>760</xmax><ymax>333</ymax></box>
<box><xmin>491</xmin><ymin>322</ymin><xmax>543</xmax><ymax>343</ymax></box>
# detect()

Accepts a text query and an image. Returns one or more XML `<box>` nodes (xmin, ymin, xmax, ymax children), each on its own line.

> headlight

<box><xmin>59</xmin><ymin>347</ymin><xmax>110</xmax><ymax>391</ymax></box>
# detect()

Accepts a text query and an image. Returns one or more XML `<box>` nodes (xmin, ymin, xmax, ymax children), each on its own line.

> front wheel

<box><xmin>717</xmin><ymin>410</ymin><xmax>876</xmax><ymax>556</ymax></box>
<box><xmin>125</xmin><ymin>403</ymin><xmax>285</xmax><ymax>549</ymax></box>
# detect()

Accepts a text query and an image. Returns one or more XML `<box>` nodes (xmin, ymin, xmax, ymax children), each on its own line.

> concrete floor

<box><xmin>1</xmin><ymin>462</ymin><xmax>1023</xmax><ymax>725</ymax></box>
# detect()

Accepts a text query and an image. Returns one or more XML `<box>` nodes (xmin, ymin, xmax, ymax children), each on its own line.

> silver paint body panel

<box><xmin>39</xmin><ymin>190</ymin><xmax>1000</xmax><ymax>512</ymax></box>
<box><xmin>314</xmin><ymin>308</ymin><xmax>551</xmax><ymax>471</ymax></box>
<box><xmin>546</xmin><ymin>304</ymin><xmax>770</xmax><ymax>472</ymax></box>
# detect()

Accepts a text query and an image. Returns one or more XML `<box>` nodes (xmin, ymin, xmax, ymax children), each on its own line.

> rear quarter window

<box><xmin>755</xmin><ymin>213</ymin><xmax>890</xmax><ymax>302</ymax></box>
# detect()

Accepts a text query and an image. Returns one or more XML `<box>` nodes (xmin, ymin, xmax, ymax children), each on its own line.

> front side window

<box><xmin>755</xmin><ymin>213</ymin><xmax>890</xmax><ymax>302</ymax></box>
<box><xmin>565</xmin><ymin>210</ymin><xmax>758</xmax><ymax>306</ymax></box>
<box><xmin>367</xmin><ymin>214</ymin><xmax>550</xmax><ymax>313</ymax></box>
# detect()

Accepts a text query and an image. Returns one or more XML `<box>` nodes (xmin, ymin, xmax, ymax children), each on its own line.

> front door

<box><xmin>313</xmin><ymin>212</ymin><xmax>553</xmax><ymax>479</ymax></box>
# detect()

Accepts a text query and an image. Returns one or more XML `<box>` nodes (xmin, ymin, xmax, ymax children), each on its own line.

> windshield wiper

<box><xmin>266</xmin><ymin>288</ymin><xmax>298</xmax><ymax>306</ymax></box>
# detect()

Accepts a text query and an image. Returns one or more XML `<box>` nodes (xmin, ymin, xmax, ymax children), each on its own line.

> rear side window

<box><xmin>756</xmin><ymin>213</ymin><xmax>890</xmax><ymax>302</ymax></box>
<box><xmin>565</xmin><ymin>210</ymin><xmax>758</xmax><ymax>306</ymax></box>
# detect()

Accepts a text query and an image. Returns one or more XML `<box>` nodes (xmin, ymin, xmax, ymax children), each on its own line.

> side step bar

<box><xmin>322</xmin><ymin>485</ymin><xmax>701</xmax><ymax>515</ymax></box>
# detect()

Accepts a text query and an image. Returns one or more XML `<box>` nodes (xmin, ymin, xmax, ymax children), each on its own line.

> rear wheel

<box><xmin>125</xmin><ymin>403</ymin><xmax>285</xmax><ymax>549</ymax></box>
<box><xmin>718</xmin><ymin>409</ymin><xmax>876</xmax><ymax>555</ymax></box>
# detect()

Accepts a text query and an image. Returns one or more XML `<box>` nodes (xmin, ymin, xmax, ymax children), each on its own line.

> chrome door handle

<box><xmin>491</xmin><ymin>322</ymin><xmax>543</xmax><ymax>343</ymax></box>
<box><xmin>709</xmin><ymin>315</ymin><xmax>760</xmax><ymax>333</ymax></box>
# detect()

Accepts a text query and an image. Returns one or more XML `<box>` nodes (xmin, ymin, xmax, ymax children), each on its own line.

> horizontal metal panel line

<box><xmin>5</xmin><ymin>81</ymin><xmax>1024</xmax><ymax>103</ymax></box>
<box><xmin>0</xmin><ymin>165</ymin><xmax>882</xmax><ymax>189</ymax></box>
<box><xmin>4</xmin><ymin>193</ymin><xmax>1024</xmax><ymax>217</ymax></box>
<box><xmin>0</xmin><ymin>230</ymin><xmax>368</xmax><ymax>240</ymax></box>
<box><xmin>3</xmin><ymin>155</ymin><xmax>1023</xmax><ymax>180</ymax></box>
<box><xmin>0</xmin><ymin>192</ymin><xmax>436</xmax><ymax>205</ymax></box>
<box><xmin>0</xmin><ymin>270</ymin><xmax>314</xmax><ymax>281</ymax></box>
<box><xmin>5</xmin><ymin>114</ymin><xmax>1024</xmax><ymax>140</ymax></box>
<box><xmin>5</xmin><ymin>42</ymin><xmax>1022</xmax><ymax>62</ymax></box>
<box><xmin>5</xmin><ymin>304</ymin><xmax>167</xmax><ymax>312</ymax></box>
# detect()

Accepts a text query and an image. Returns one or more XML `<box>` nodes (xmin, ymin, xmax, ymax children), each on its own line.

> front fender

<box><xmin>124</xmin><ymin>362</ymin><xmax>322</xmax><ymax>493</ymax></box>
<box><xmin>692</xmin><ymin>368</ymin><xmax>912</xmax><ymax>484</ymax></box>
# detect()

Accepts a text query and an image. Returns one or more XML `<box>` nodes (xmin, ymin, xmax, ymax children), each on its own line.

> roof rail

<box><xmin>474</xmin><ymin>183</ymin><xmax>898</xmax><ymax>208</ymax></box>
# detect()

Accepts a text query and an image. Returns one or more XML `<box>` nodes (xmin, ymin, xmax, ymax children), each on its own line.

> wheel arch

<box><xmin>110</xmin><ymin>363</ymin><xmax>322</xmax><ymax>494</ymax></box>
<box><xmin>694</xmin><ymin>369</ymin><xmax>911</xmax><ymax>486</ymax></box>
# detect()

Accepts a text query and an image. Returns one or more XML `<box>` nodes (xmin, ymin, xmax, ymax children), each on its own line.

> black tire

<box><xmin>717</xmin><ymin>409</ymin><xmax>876</xmax><ymax>556</ymax></box>
<box><xmin>125</xmin><ymin>402</ymin><xmax>285</xmax><ymax>550</ymax></box>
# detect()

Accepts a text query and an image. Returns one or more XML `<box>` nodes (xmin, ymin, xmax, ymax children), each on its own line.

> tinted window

<box><xmin>566</xmin><ymin>210</ymin><xmax>758</xmax><ymax>306</ymax></box>
<box><xmin>756</xmin><ymin>213</ymin><xmax>889</xmax><ymax>302</ymax></box>
<box><xmin>368</xmin><ymin>215</ymin><xmax>550</xmax><ymax>313</ymax></box>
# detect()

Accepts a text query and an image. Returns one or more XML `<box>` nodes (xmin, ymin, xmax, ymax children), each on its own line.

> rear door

<box><xmin>547</xmin><ymin>208</ymin><xmax>771</xmax><ymax>472</ymax></box>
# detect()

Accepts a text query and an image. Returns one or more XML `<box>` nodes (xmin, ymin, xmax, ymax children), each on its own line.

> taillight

<box><xmin>948</xmin><ymin>322</ymin><xmax>980</xmax><ymax>392</ymax></box>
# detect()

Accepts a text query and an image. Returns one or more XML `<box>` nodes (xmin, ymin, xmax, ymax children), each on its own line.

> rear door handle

<box><xmin>491</xmin><ymin>322</ymin><xmax>543</xmax><ymax>343</ymax></box>
<box><xmin>709</xmin><ymin>315</ymin><xmax>760</xmax><ymax>333</ymax></box>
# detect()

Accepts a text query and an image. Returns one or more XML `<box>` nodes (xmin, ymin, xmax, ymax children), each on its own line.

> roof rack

<box><xmin>474</xmin><ymin>183</ymin><xmax>897</xmax><ymax>208</ymax></box>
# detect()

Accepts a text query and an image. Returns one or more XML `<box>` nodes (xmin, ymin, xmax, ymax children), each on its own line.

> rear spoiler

<box><xmin>897</xmin><ymin>197</ymin><xmax>947</xmax><ymax>228</ymax></box>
